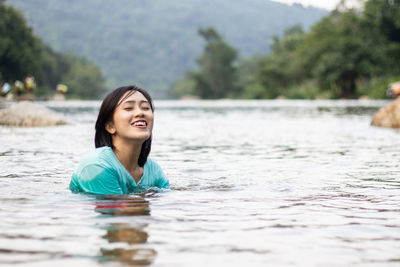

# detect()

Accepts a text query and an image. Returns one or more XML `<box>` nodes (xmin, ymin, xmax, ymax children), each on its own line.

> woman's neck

<box><xmin>112</xmin><ymin>138</ymin><xmax>143</xmax><ymax>174</ymax></box>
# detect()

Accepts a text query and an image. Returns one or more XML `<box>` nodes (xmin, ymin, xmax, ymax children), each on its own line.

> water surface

<box><xmin>0</xmin><ymin>100</ymin><xmax>399</xmax><ymax>266</ymax></box>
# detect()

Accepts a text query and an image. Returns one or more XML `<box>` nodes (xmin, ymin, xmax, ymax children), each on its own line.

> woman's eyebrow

<box><xmin>122</xmin><ymin>100</ymin><xmax>149</xmax><ymax>104</ymax></box>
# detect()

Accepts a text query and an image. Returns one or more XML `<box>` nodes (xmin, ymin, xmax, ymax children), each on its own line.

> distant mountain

<box><xmin>8</xmin><ymin>0</ymin><xmax>327</xmax><ymax>95</ymax></box>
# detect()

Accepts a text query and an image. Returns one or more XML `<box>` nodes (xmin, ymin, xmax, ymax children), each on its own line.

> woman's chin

<box><xmin>114</xmin><ymin>133</ymin><xmax>151</xmax><ymax>144</ymax></box>
<box><xmin>129</xmin><ymin>133</ymin><xmax>151</xmax><ymax>142</ymax></box>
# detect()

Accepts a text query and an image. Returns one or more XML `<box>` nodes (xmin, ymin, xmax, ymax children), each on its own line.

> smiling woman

<box><xmin>69</xmin><ymin>85</ymin><xmax>169</xmax><ymax>194</ymax></box>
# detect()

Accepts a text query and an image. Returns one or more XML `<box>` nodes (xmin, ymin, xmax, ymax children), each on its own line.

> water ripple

<box><xmin>1</xmin><ymin>100</ymin><xmax>399</xmax><ymax>266</ymax></box>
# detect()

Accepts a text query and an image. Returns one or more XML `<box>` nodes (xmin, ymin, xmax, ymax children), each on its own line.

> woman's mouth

<box><xmin>132</xmin><ymin>120</ymin><xmax>147</xmax><ymax>128</ymax></box>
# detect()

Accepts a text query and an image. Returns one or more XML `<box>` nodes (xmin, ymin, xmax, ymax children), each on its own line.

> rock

<box><xmin>180</xmin><ymin>95</ymin><xmax>200</xmax><ymax>100</ymax></box>
<box><xmin>49</xmin><ymin>93</ymin><xmax>66</xmax><ymax>101</ymax></box>
<box><xmin>0</xmin><ymin>101</ymin><xmax>68</xmax><ymax>127</ymax></box>
<box><xmin>16</xmin><ymin>93</ymin><xmax>36</xmax><ymax>101</ymax></box>
<box><xmin>371</xmin><ymin>97</ymin><xmax>400</xmax><ymax>128</ymax></box>
<box><xmin>387</xmin><ymin>81</ymin><xmax>400</xmax><ymax>98</ymax></box>
<box><xmin>358</xmin><ymin>95</ymin><xmax>370</xmax><ymax>101</ymax></box>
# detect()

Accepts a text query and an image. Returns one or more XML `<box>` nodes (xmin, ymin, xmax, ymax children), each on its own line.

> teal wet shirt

<box><xmin>69</xmin><ymin>147</ymin><xmax>169</xmax><ymax>194</ymax></box>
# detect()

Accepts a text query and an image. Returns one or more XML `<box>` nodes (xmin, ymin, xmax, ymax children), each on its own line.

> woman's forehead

<box><xmin>119</xmin><ymin>91</ymin><xmax>148</xmax><ymax>104</ymax></box>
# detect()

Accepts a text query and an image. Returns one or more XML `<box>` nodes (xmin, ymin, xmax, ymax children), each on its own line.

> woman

<box><xmin>70</xmin><ymin>85</ymin><xmax>169</xmax><ymax>194</ymax></box>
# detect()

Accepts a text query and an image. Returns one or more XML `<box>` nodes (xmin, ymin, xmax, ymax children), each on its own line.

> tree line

<box><xmin>8</xmin><ymin>0</ymin><xmax>326</xmax><ymax>95</ymax></box>
<box><xmin>173</xmin><ymin>0</ymin><xmax>400</xmax><ymax>99</ymax></box>
<box><xmin>0</xmin><ymin>0</ymin><xmax>106</xmax><ymax>99</ymax></box>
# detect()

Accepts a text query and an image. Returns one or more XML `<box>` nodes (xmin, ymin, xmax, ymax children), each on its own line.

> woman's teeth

<box><xmin>134</xmin><ymin>121</ymin><xmax>146</xmax><ymax>126</ymax></box>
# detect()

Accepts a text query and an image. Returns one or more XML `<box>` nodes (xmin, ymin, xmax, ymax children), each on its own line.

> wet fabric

<box><xmin>70</xmin><ymin>146</ymin><xmax>169</xmax><ymax>194</ymax></box>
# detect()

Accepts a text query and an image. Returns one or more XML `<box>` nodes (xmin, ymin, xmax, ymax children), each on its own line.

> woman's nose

<box><xmin>134</xmin><ymin>107</ymin><xmax>145</xmax><ymax>117</ymax></box>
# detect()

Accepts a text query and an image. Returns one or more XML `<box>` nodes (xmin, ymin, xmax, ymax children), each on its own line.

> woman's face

<box><xmin>106</xmin><ymin>91</ymin><xmax>154</xmax><ymax>143</ymax></box>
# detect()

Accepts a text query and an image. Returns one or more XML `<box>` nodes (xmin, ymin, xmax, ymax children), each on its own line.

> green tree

<box><xmin>362</xmin><ymin>0</ymin><xmax>400</xmax><ymax>74</ymax></box>
<box><xmin>235</xmin><ymin>56</ymin><xmax>265</xmax><ymax>99</ymax></box>
<box><xmin>0</xmin><ymin>2</ymin><xmax>107</xmax><ymax>98</ymax></box>
<box><xmin>247</xmin><ymin>1</ymin><xmax>400</xmax><ymax>99</ymax></box>
<box><xmin>191</xmin><ymin>27</ymin><xmax>238</xmax><ymax>99</ymax></box>
<box><xmin>302</xmin><ymin>10</ymin><xmax>379</xmax><ymax>98</ymax></box>
<box><xmin>34</xmin><ymin>44</ymin><xmax>70</xmax><ymax>96</ymax></box>
<box><xmin>256</xmin><ymin>25</ymin><xmax>307</xmax><ymax>98</ymax></box>
<box><xmin>0</xmin><ymin>4</ymin><xmax>40</xmax><ymax>81</ymax></box>
<box><xmin>61</xmin><ymin>53</ymin><xmax>106</xmax><ymax>99</ymax></box>
<box><xmin>8</xmin><ymin>0</ymin><xmax>327</xmax><ymax>94</ymax></box>
<box><xmin>169</xmin><ymin>72</ymin><xmax>196</xmax><ymax>98</ymax></box>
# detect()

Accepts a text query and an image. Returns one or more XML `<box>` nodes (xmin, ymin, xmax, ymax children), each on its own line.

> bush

<box><xmin>357</xmin><ymin>76</ymin><xmax>400</xmax><ymax>99</ymax></box>
<box><xmin>284</xmin><ymin>80</ymin><xmax>322</xmax><ymax>99</ymax></box>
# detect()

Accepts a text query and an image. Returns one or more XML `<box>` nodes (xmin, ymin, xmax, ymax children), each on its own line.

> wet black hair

<box><xmin>94</xmin><ymin>85</ymin><xmax>154</xmax><ymax>167</ymax></box>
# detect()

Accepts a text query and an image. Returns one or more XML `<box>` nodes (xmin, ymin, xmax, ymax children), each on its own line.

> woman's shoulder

<box><xmin>144</xmin><ymin>158</ymin><xmax>166</xmax><ymax>177</ymax></box>
<box><xmin>144</xmin><ymin>158</ymin><xmax>169</xmax><ymax>188</ymax></box>
<box><xmin>144</xmin><ymin>158</ymin><xmax>161</xmax><ymax>169</ymax></box>
<box><xmin>70</xmin><ymin>147</ymin><xmax>123</xmax><ymax>194</ymax></box>
<box><xmin>75</xmin><ymin>147</ymin><xmax>115</xmax><ymax>171</ymax></box>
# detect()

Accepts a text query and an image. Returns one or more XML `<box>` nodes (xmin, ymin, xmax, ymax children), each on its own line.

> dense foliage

<box><xmin>0</xmin><ymin>1</ymin><xmax>39</xmax><ymax>82</ymax></box>
<box><xmin>189</xmin><ymin>28</ymin><xmax>237</xmax><ymax>99</ymax></box>
<box><xmin>8</xmin><ymin>0</ymin><xmax>327</xmax><ymax>95</ymax></box>
<box><xmin>176</xmin><ymin>0</ymin><xmax>400</xmax><ymax>99</ymax></box>
<box><xmin>0</xmin><ymin>2</ymin><xmax>106</xmax><ymax>98</ymax></box>
<box><xmin>5</xmin><ymin>0</ymin><xmax>399</xmax><ymax>99</ymax></box>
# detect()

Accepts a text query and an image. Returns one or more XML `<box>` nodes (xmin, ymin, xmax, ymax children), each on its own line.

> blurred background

<box><xmin>2</xmin><ymin>0</ymin><xmax>399</xmax><ymax>100</ymax></box>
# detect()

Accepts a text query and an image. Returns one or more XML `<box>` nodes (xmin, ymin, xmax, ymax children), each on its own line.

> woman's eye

<box><xmin>124</xmin><ymin>107</ymin><xmax>133</xmax><ymax>111</ymax></box>
<box><xmin>142</xmin><ymin>106</ymin><xmax>150</xmax><ymax>110</ymax></box>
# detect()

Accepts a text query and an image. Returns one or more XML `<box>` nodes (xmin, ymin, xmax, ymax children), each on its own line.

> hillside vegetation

<box><xmin>0</xmin><ymin>1</ymin><xmax>106</xmax><ymax>99</ymax></box>
<box><xmin>8</xmin><ymin>0</ymin><xmax>327</xmax><ymax>95</ymax></box>
<box><xmin>178</xmin><ymin>0</ymin><xmax>400</xmax><ymax>99</ymax></box>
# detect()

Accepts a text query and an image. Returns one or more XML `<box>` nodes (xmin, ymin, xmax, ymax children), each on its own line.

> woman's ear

<box><xmin>105</xmin><ymin>122</ymin><xmax>116</xmax><ymax>134</ymax></box>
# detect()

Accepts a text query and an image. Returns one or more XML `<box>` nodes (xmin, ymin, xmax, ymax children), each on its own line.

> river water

<box><xmin>0</xmin><ymin>100</ymin><xmax>399</xmax><ymax>266</ymax></box>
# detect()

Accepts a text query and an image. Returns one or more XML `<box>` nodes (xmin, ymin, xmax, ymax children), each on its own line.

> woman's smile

<box><xmin>131</xmin><ymin>119</ymin><xmax>148</xmax><ymax>128</ymax></box>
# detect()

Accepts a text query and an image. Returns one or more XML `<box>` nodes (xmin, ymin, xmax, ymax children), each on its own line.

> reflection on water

<box><xmin>100</xmin><ymin>247</ymin><xmax>157</xmax><ymax>266</ymax></box>
<box><xmin>103</xmin><ymin>223</ymin><xmax>148</xmax><ymax>245</ymax></box>
<box><xmin>95</xmin><ymin>195</ymin><xmax>151</xmax><ymax>216</ymax></box>
<box><xmin>0</xmin><ymin>100</ymin><xmax>399</xmax><ymax>266</ymax></box>
<box><xmin>95</xmin><ymin>195</ymin><xmax>156</xmax><ymax>266</ymax></box>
